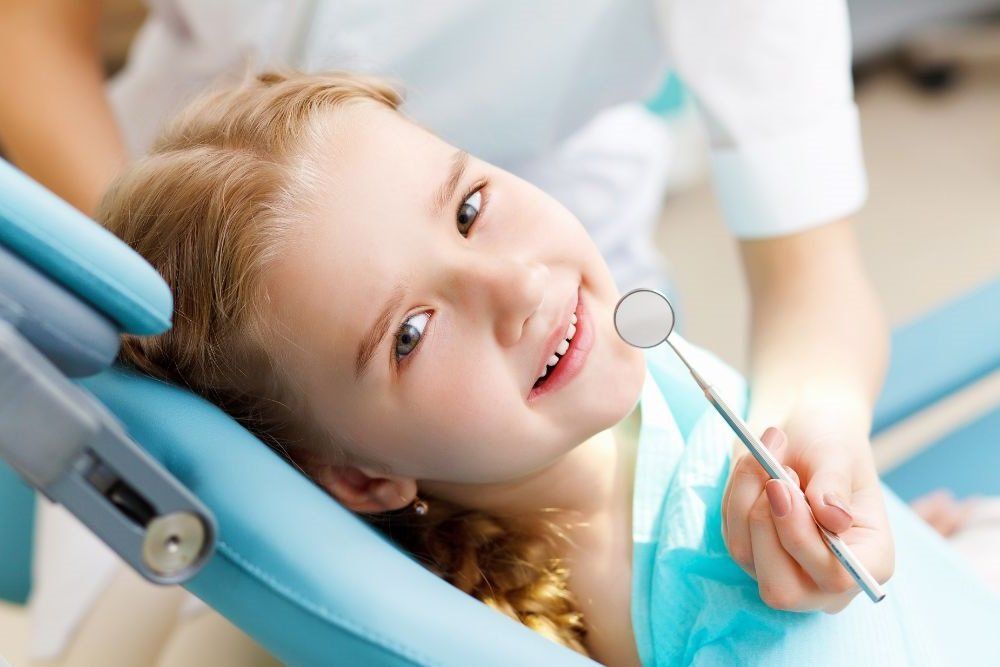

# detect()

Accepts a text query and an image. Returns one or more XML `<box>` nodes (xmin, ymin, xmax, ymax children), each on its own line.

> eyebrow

<box><xmin>355</xmin><ymin>284</ymin><xmax>405</xmax><ymax>380</ymax></box>
<box><xmin>354</xmin><ymin>151</ymin><xmax>471</xmax><ymax>381</ymax></box>
<box><xmin>432</xmin><ymin>150</ymin><xmax>469</xmax><ymax>216</ymax></box>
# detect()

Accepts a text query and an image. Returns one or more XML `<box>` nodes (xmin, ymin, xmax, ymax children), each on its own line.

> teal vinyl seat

<box><xmin>1</xmin><ymin>156</ymin><xmax>998</xmax><ymax>664</ymax></box>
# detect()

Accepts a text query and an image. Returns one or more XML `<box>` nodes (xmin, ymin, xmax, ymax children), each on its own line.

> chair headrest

<box><xmin>0</xmin><ymin>158</ymin><xmax>172</xmax><ymax>336</ymax></box>
<box><xmin>0</xmin><ymin>244</ymin><xmax>119</xmax><ymax>376</ymax></box>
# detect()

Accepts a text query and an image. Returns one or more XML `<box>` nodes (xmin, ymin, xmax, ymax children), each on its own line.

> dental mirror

<box><xmin>612</xmin><ymin>287</ymin><xmax>886</xmax><ymax>604</ymax></box>
<box><xmin>613</xmin><ymin>288</ymin><xmax>675</xmax><ymax>348</ymax></box>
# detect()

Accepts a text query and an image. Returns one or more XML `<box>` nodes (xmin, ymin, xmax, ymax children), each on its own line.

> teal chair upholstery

<box><xmin>874</xmin><ymin>280</ymin><xmax>1000</xmax><ymax>501</ymax></box>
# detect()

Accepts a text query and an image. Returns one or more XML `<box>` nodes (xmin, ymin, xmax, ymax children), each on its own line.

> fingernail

<box><xmin>823</xmin><ymin>492</ymin><xmax>853</xmax><ymax>522</ymax></box>
<box><xmin>762</xmin><ymin>427</ymin><xmax>783</xmax><ymax>451</ymax></box>
<box><xmin>766</xmin><ymin>480</ymin><xmax>791</xmax><ymax>518</ymax></box>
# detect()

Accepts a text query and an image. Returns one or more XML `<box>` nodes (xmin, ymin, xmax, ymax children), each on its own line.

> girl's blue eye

<box><xmin>395</xmin><ymin>312</ymin><xmax>430</xmax><ymax>362</ymax></box>
<box><xmin>456</xmin><ymin>189</ymin><xmax>482</xmax><ymax>237</ymax></box>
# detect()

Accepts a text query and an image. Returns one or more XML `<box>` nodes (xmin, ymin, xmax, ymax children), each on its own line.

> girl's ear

<box><xmin>308</xmin><ymin>463</ymin><xmax>418</xmax><ymax>513</ymax></box>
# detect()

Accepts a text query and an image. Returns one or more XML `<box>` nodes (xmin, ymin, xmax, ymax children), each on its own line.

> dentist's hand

<box><xmin>720</xmin><ymin>404</ymin><xmax>895</xmax><ymax>613</ymax></box>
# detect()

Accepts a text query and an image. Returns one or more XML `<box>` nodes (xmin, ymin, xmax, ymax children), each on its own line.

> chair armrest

<box><xmin>873</xmin><ymin>279</ymin><xmax>1000</xmax><ymax>434</ymax></box>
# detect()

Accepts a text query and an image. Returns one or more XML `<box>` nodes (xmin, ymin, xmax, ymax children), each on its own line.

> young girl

<box><xmin>97</xmin><ymin>71</ymin><xmax>999</xmax><ymax>665</ymax></box>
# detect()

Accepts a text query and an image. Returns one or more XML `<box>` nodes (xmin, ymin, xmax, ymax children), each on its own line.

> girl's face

<box><xmin>266</xmin><ymin>104</ymin><xmax>645</xmax><ymax>496</ymax></box>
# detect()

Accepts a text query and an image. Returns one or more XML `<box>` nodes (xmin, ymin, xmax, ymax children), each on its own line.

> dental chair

<box><xmin>1</xmin><ymin>157</ymin><xmax>998</xmax><ymax>665</ymax></box>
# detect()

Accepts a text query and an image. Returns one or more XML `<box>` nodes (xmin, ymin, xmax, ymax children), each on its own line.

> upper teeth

<box><xmin>537</xmin><ymin>312</ymin><xmax>578</xmax><ymax>380</ymax></box>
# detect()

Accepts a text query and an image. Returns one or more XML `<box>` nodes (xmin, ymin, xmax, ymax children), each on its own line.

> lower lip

<box><xmin>528</xmin><ymin>287</ymin><xmax>593</xmax><ymax>401</ymax></box>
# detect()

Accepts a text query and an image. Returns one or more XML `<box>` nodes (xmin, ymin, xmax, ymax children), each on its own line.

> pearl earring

<box><xmin>400</xmin><ymin>493</ymin><xmax>429</xmax><ymax>515</ymax></box>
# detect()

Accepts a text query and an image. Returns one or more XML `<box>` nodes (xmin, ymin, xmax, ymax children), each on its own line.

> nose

<box><xmin>451</xmin><ymin>255</ymin><xmax>548</xmax><ymax>347</ymax></box>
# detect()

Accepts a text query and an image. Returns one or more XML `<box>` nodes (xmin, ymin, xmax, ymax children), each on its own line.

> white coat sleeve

<box><xmin>656</xmin><ymin>0</ymin><xmax>867</xmax><ymax>237</ymax></box>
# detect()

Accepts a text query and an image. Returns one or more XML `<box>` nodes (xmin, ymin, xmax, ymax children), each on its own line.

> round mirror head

<box><xmin>614</xmin><ymin>288</ymin><xmax>675</xmax><ymax>348</ymax></box>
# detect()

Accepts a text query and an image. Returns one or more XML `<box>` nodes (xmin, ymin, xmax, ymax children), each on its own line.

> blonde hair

<box><xmin>97</xmin><ymin>71</ymin><xmax>589</xmax><ymax>656</ymax></box>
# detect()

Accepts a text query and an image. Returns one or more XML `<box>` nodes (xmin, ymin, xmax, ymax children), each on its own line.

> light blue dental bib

<box><xmin>631</xmin><ymin>339</ymin><xmax>1000</xmax><ymax>666</ymax></box>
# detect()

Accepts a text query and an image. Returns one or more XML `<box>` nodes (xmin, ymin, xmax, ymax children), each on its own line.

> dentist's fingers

<box><xmin>804</xmin><ymin>466</ymin><xmax>854</xmax><ymax>535</ymax></box>
<box><xmin>724</xmin><ymin>427</ymin><xmax>786</xmax><ymax>578</ymax></box>
<box><xmin>766</xmin><ymin>474</ymin><xmax>860</xmax><ymax>597</ymax></box>
<box><xmin>748</xmin><ymin>485</ymin><xmax>814</xmax><ymax>610</ymax></box>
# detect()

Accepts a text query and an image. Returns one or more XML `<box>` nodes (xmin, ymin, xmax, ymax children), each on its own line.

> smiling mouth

<box><xmin>532</xmin><ymin>310</ymin><xmax>578</xmax><ymax>389</ymax></box>
<box><xmin>528</xmin><ymin>286</ymin><xmax>592</xmax><ymax>401</ymax></box>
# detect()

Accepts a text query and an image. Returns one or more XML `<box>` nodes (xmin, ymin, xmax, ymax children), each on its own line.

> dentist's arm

<box><xmin>739</xmin><ymin>218</ymin><xmax>889</xmax><ymax>436</ymax></box>
<box><xmin>0</xmin><ymin>0</ymin><xmax>127</xmax><ymax>215</ymax></box>
<box><xmin>721</xmin><ymin>218</ymin><xmax>894</xmax><ymax>612</ymax></box>
<box><xmin>658</xmin><ymin>0</ymin><xmax>894</xmax><ymax>610</ymax></box>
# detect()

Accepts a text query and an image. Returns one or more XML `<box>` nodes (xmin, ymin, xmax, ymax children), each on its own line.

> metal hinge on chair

<box><xmin>0</xmin><ymin>320</ymin><xmax>215</xmax><ymax>584</ymax></box>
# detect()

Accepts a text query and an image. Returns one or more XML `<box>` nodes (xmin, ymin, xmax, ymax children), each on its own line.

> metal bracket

<box><xmin>0</xmin><ymin>320</ymin><xmax>215</xmax><ymax>584</ymax></box>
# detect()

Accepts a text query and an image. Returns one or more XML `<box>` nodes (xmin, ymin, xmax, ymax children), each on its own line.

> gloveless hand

<box><xmin>721</xmin><ymin>400</ymin><xmax>895</xmax><ymax>613</ymax></box>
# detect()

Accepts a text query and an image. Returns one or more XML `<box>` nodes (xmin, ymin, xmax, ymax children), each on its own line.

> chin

<box><xmin>583</xmin><ymin>343</ymin><xmax>646</xmax><ymax>437</ymax></box>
